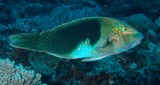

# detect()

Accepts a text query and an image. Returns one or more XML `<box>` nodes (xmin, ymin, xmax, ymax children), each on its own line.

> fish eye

<box><xmin>112</xmin><ymin>24</ymin><xmax>128</xmax><ymax>34</ymax></box>
<box><xmin>122</xmin><ymin>27</ymin><xmax>127</xmax><ymax>32</ymax></box>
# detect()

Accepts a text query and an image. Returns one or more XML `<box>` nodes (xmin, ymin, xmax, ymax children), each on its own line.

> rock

<box><xmin>145</xmin><ymin>29</ymin><xmax>158</xmax><ymax>43</ymax></box>
<box><xmin>155</xmin><ymin>16</ymin><xmax>160</xmax><ymax>28</ymax></box>
<box><xmin>0</xmin><ymin>24</ymin><xmax>8</xmax><ymax>33</ymax></box>
<box><xmin>30</xmin><ymin>4</ymin><xmax>101</xmax><ymax>31</ymax></box>
<box><xmin>23</xmin><ymin>3</ymin><xmax>44</xmax><ymax>17</ymax></box>
<box><xmin>0</xmin><ymin>3</ymin><xmax>10</xmax><ymax>13</ymax></box>
<box><xmin>124</xmin><ymin>13</ymin><xmax>158</xmax><ymax>33</ymax></box>
<box><xmin>28</xmin><ymin>52</ymin><xmax>60</xmax><ymax>75</ymax></box>
<box><xmin>130</xmin><ymin>62</ymin><xmax>137</xmax><ymax>70</ymax></box>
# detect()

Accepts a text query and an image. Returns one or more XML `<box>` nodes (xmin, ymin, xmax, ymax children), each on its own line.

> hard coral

<box><xmin>0</xmin><ymin>58</ymin><xmax>46</xmax><ymax>85</ymax></box>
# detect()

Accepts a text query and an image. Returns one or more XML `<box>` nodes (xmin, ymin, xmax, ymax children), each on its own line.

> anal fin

<box><xmin>81</xmin><ymin>55</ymin><xmax>109</xmax><ymax>62</ymax></box>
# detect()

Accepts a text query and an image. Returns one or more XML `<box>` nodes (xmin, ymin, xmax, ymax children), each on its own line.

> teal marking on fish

<box><xmin>9</xmin><ymin>17</ymin><xmax>143</xmax><ymax>62</ymax></box>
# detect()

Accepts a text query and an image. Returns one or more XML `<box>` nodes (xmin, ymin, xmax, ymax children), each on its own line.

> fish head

<box><xmin>82</xmin><ymin>18</ymin><xmax>144</xmax><ymax>62</ymax></box>
<box><xmin>110</xmin><ymin>21</ymin><xmax>143</xmax><ymax>53</ymax></box>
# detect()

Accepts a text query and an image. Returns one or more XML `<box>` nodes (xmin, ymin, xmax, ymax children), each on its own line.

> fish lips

<box><xmin>132</xmin><ymin>32</ymin><xmax>144</xmax><ymax>47</ymax></box>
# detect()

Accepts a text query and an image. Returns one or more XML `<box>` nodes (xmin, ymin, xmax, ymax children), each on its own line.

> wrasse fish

<box><xmin>9</xmin><ymin>17</ymin><xmax>143</xmax><ymax>62</ymax></box>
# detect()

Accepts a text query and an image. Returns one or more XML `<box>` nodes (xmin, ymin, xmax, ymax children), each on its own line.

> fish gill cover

<box><xmin>0</xmin><ymin>0</ymin><xmax>160</xmax><ymax>85</ymax></box>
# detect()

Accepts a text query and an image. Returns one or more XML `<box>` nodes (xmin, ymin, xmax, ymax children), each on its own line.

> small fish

<box><xmin>9</xmin><ymin>17</ymin><xmax>143</xmax><ymax>62</ymax></box>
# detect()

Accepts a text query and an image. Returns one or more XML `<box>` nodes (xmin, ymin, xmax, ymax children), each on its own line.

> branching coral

<box><xmin>0</xmin><ymin>58</ymin><xmax>46</xmax><ymax>85</ymax></box>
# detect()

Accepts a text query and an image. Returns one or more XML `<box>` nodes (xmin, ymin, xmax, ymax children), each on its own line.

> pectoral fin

<box><xmin>99</xmin><ymin>37</ymin><xmax>110</xmax><ymax>48</ymax></box>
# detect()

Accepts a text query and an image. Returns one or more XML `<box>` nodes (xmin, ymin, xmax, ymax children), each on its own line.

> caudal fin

<box><xmin>9</xmin><ymin>33</ymin><xmax>40</xmax><ymax>51</ymax></box>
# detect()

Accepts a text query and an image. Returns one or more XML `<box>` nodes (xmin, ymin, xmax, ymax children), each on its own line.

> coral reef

<box><xmin>124</xmin><ymin>13</ymin><xmax>159</xmax><ymax>43</ymax></box>
<box><xmin>95</xmin><ymin>0</ymin><xmax>160</xmax><ymax>19</ymax></box>
<box><xmin>155</xmin><ymin>16</ymin><xmax>160</xmax><ymax>28</ymax></box>
<box><xmin>0</xmin><ymin>58</ymin><xmax>46</xmax><ymax>85</ymax></box>
<box><xmin>28</xmin><ymin>52</ymin><xmax>60</xmax><ymax>75</ymax></box>
<box><xmin>0</xmin><ymin>0</ymin><xmax>160</xmax><ymax>85</ymax></box>
<box><xmin>8</xmin><ymin>3</ymin><xmax>101</xmax><ymax>32</ymax></box>
<box><xmin>124</xmin><ymin>13</ymin><xmax>158</xmax><ymax>33</ymax></box>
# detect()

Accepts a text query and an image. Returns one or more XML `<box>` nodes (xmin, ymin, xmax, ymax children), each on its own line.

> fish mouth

<box><xmin>131</xmin><ymin>31</ymin><xmax>143</xmax><ymax>40</ymax></box>
<box><xmin>137</xmin><ymin>32</ymin><xmax>143</xmax><ymax>41</ymax></box>
<box><xmin>132</xmin><ymin>32</ymin><xmax>143</xmax><ymax>47</ymax></box>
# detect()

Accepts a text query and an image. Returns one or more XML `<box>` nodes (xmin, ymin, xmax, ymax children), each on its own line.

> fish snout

<box><xmin>137</xmin><ymin>32</ymin><xmax>143</xmax><ymax>42</ymax></box>
<box><xmin>132</xmin><ymin>32</ymin><xmax>143</xmax><ymax>47</ymax></box>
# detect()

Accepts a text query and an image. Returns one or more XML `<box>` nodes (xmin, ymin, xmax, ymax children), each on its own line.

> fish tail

<box><xmin>9</xmin><ymin>33</ymin><xmax>40</xmax><ymax>50</ymax></box>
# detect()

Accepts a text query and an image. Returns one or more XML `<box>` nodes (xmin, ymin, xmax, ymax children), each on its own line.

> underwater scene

<box><xmin>0</xmin><ymin>0</ymin><xmax>160</xmax><ymax>85</ymax></box>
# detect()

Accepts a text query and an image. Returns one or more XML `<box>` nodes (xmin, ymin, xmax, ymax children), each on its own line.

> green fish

<box><xmin>9</xmin><ymin>17</ymin><xmax>143</xmax><ymax>62</ymax></box>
